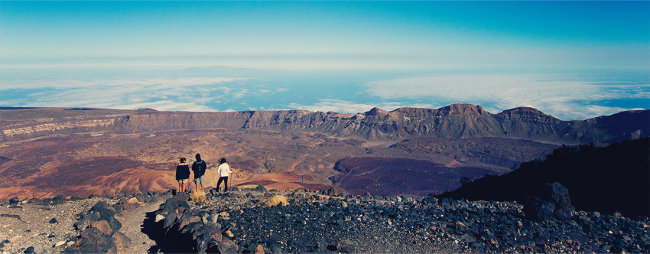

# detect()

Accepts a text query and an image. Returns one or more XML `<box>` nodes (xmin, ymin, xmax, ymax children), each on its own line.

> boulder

<box><xmin>66</xmin><ymin>227</ymin><xmax>117</xmax><ymax>253</ymax></box>
<box><xmin>160</xmin><ymin>192</ymin><xmax>190</xmax><ymax>215</ymax></box>
<box><xmin>90</xmin><ymin>220</ymin><xmax>112</xmax><ymax>235</ymax></box>
<box><xmin>422</xmin><ymin>196</ymin><xmax>438</xmax><ymax>205</ymax></box>
<box><xmin>543</xmin><ymin>182</ymin><xmax>574</xmax><ymax>219</ymax></box>
<box><xmin>327</xmin><ymin>188</ymin><xmax>338</xmax><ymax>196</ymax></box>
<box><xmin>336</xmin><ymin>239</ymin><xmax>357</xmax><ymax>253</ymax></box>
<box><xmin>9</xmin><ymin>197</ymin><xmax>19</xmax><ymax>205</ymax></box>
<box><xmin>111</xmin><ymin>232</ymin><xmax>132</xmax><ymax>253</ymax></box>
<box><xmin>524</xmin><ymin>182</ymin><xmax>574</xmax><ymax>220</ymax></box>
<box><xmin>524</xmin><ymin>196</ymin><xmax>556</xmax><ymax>220</ymax></box>
<box><xmin>253</xmin><ymin>185</ymin><xmax>268</xmax><ymax>193</ymax></box>
<box><xmin>218</xmin><ymin>239</ymin><xmax>238</xmax><ymax>254</ymax></box>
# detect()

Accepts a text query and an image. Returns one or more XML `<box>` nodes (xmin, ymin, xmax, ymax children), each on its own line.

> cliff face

<box><xmin>2</xmin><ymin>104</ymin><xmax>648</xmax><ymax>144</ymax></box>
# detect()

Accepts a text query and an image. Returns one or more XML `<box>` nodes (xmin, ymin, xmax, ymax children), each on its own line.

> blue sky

<box><xmin>0</xmin><ymin>1</ymin><xmax>648</xmax><ymax>120</ymax></box>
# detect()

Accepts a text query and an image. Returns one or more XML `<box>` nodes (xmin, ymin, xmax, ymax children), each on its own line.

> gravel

<box><xmin>156</xmin><ymin>188</ymin><xmax>650</xmax><ymax>253</ymax></box>
<box><xmin>0</xmin><ymin>197</ymin><xmax>115</xmax><ymax>254</ymax></box>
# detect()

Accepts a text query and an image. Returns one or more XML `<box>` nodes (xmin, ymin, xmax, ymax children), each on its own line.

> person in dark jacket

<box><xmin>176</xmin><ymin>157</ymin><xmax>190</xmax><ymax>192</ymax></box>
<box><xmin>192</xmin><ymin>153</ymin><xmax>207</xmax><ymax>192</ymax></box>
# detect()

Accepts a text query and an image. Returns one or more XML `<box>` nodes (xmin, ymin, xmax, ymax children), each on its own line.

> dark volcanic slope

<box><xmin>439</xmin><ymin>138</ymin><xmax>650</xmax><ymax>218</ymax></box>
<box><xmin>2</xmin><ymin>105</ymin><xmax>648</xmax><ymax>144</ymax></box>
<box><xmin>331</xmin><ymin>157</ymin><xmax>497</xmax><ymax>196</ymax></box>
<box><xmin>368</xmin><ymin>137</ymin><xmax>558</xmax><ymax>170</ymax></box>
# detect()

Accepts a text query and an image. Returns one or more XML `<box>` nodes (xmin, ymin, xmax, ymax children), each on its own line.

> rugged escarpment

<box><xmin>2</xmin><ymin>105</ymin><xmax>648</xmax><ymax>144</ymax></box>
<box><xmin>0</xmin><ymin>105</ymin><xmax>647</xmax><ymax>203</ymax></box>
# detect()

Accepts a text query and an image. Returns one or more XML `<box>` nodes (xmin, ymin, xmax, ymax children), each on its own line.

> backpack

<box><xmin>194</xmin><ymin>160</ymin><xmax>206</xmax><ymax>176</ymax></box>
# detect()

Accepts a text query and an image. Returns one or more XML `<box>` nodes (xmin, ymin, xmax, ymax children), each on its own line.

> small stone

<box><xmin>55</xmin><ymin>241</ymin><xmax>66</xmax><ymax>247</ymax></box>
<box><xmin>155</xmin><ymin>214</ymin><xmax>165</xmax><ymax>223</ymax></box>
<box><xmin>49</xmin><ymin>218</ymin><xmax>58</xmax><ymax>224</ymax></box>
<box><xmin>66</xmin><ymin>241</ymin><xmax>75</xmax><ymax>246</ymax></box>
<box><xmin>270</xmin><ymin>244</ymin><xmax>282</xmax><ymax>254</ymax></box>
<box><xmin>254</xmin><ymin>244</ymin><xmax>264</xmax><ymax>254</ymax></box>
<box><xmin>225</xmin><ymin>230</ymin><xmax>234</xmax><ymax>238</ymax></box>
<box><xmin>24</xmin><ymin>247</ymin><xmax>34</xmax><ymax>253</ymax></box>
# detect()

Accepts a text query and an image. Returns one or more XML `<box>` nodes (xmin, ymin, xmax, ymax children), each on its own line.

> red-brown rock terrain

<box><xmin>0</xmin><ymin>105</ymin><xmax>647</xmax><ymax>200</ymax></box>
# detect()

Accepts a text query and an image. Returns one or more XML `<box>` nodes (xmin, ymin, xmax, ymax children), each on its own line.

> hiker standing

<box><xmin>216</xmin><ymin>158</ymin><xmax>232</xmax><ymax>192</ymax></box>
<box><xmin>175</xmin><ymin>157</ymin><xmax>190</xmax><ymax>193</ymax></box>
<box><xmin>192</xmin><ymin>153</ymin><xmax>207</xmax><ymax>192</ymax></box>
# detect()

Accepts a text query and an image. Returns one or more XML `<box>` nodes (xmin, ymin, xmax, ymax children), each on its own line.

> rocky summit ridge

<box><xmin>1</xmin><ymin>104</ymin><xmax>648</xmax><ymax>145</ymax></box>
<box><xmin>2</xmin><ymin>185</ymin><xmax>649</xmax><ymax>254</ymax></box>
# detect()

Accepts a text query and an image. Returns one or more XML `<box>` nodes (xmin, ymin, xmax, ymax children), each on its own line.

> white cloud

<box><xmin>114</xmin><ymin>101</ymin><xmax>217</xmax><ymax>112</ymax></box>
<box><xmin>364</xmin><ymin>74</ymin><xmax>649</xmax><ymax>120</ymax></box>
<box><xmin>288</xmin><ymin>99</ymin><xmax>434</xmax><ymax>114</ymax></box>
<box><xmin>0</xmin><ymin>77</ymin><xmax>246</xmax><ymax>90</ymax></box>
<box><xmin>1</xmin><ymin>77</ymin><xmax>249</xmax><ymax>111</ymax></box>
<box><xmin>233</xmin><ymin>89</ymin><xmax>248</xmax><ymax>99</ymax></box>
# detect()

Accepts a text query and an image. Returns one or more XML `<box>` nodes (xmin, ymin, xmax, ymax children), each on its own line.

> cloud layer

<box><xmin>288</xmin><ymin>99</ymin><xmax>434</xmax><ymax>114</ymax></box>
<box><xmin>0</xmin><ymin>77</ymin><xmax>248</xmax><ymax>112</ymax></box>
<box><xmin>363</xmin><ymin>74</ymin><xmax>649</xmax><ymax>120</ymax></box>
<box><xmin>1</xmin><ymin>73</ymin><xmax>647</xmax><ymax>120</ymax></box>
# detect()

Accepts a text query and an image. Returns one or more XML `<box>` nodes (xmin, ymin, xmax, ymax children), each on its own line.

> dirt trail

<box><xmin>115</xmin><ymin>200</ymin><xmax>164</xmax><ymax>253</ymax></box>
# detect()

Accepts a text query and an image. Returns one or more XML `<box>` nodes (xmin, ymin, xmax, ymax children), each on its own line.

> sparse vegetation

<box><xmin>266</xmin><ymin>194</ymin><xmax>288</xmax><ymax>206</ymax></box>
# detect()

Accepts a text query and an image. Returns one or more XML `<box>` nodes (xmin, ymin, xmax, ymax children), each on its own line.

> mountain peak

<box><xmin>439</xmin><ymin>104</ymin><xmax>485</xmax><ymax>115</ymax></box>
<box><xmin>497</xmin><ymin>107</ymin><xmax>559</xmax><ymax>122</ymax></box>
<box><xmin>365</xmin><ymin>107</ymin><xmax>387</xmax><ymax>116</ymax></box>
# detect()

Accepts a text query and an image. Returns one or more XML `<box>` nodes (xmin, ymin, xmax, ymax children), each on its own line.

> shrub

<box><xmin>266</xmin><ymin>195</ymin><xmax>288</xmax><ymax>206</ymax></box>
<box><xmin>191</xmin><ymin>190</ymin><xmax>206</xmax><ymax>202</ymax></box>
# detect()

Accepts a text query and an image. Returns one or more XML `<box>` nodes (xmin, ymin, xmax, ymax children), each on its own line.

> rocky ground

<box><xmin>157</xmin><ymin>187</ymin><xmax>650</xmax><ymax>253</ymax></box>
<box><xmin>1</xmin><ymin>187</ymin><xmax>649</xmax><ymax>253</ymax></box>
<box><xmin>0</xmin><ymin>196</ymin><xmax>116</xmax><ymax>254</ymax></box>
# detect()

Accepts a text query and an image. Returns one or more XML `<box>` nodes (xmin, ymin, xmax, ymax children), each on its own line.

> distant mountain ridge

<box><xmin>1</xmin><ymin>104</ymin><xmax>648</xmax><ymax>145</ymax></box>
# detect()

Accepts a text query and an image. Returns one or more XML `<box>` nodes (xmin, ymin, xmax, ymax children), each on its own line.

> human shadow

<box><xmin>143</xmin><ymin>211</ymin><xmax>195</xmax><ymax>253</ymax></box>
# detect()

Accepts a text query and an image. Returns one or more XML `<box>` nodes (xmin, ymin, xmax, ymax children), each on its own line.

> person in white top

<box><xmin>216</xmin><ymin>158</ymin><xmax>232</xmax><ymax>192</ymax></box>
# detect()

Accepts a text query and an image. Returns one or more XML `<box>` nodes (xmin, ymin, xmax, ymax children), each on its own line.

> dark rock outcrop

<box><xmin>524</xmin><ymin>182</ymin><xmax>574</xmax><ymax>220</ymax></box>
<box><xmin>65</xmin><ymin>201</ymin><xmax>131</xmax><ymax>253</ymax></box>
<box><xmin>253</xmin><ymin>185</ymin><xmax>268</xmax><ymax>193</ymax></box>
<box><xmin>439</xmin><ymin>138</ymin><xmax>650</xmax><ymax>218</ymax></box>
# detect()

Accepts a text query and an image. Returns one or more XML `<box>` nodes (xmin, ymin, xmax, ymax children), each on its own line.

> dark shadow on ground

<box><xmin>143</xmin><ymin>211</ymin><xmax>195</xmax><ymax>253</ymax></box>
